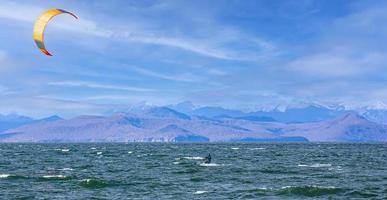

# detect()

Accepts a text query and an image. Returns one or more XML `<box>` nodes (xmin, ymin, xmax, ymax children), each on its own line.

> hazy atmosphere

<box><xmin>1</xmin><ymin>1</ymin><xmax>387</xmax><ymax>199</ymax></box>
<box><xmin>2</xmin><ymin>0</ymin><xmax>387</xmax><ymax>117</ymax></box>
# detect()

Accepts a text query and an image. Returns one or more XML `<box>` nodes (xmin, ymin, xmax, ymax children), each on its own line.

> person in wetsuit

<box><xmin>204</xmin><ymin>153</ymin><xmax>211</xmax><ymax>164</ymax></box>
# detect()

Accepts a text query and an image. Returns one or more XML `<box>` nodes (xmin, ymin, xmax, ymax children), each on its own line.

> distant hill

<box><xmin>0</xmin><ymin>114</ymin><xmax>34</xmax><ymax>132</ymax></box>
<box><xmin>249</xmin><ymin>105</ymin><xmax>346</xmax><ymax>123</ymax></box>
<box><xmin>1</xmin><ymin>103</ymin><xmax>387</xmax><ymax>142</ymax></box>
<box><xmin>279</xmin><ymin>113</ymin><xmax>387</xmax><ymax>142</ymax></box>
<box><xmin>0</xmin><ymin>114</ymin><xmax>64</xmax><ymax>133</ymax></box>
<box><xmin>168</xmin><ymin>103</ymin><xmax>345</xmax><ymax>123</ymax></box>
<box><xmin>362</xmin><ymin>109</ymin><xmax>387</xmax><ymax>125</ymax></box>
<box><xmin>0</xmin><ymin>109</ymin><xmax>302</xmax><ymax>142</ymax></box>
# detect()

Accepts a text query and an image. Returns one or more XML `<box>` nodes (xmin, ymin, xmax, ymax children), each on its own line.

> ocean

<box><xmin>0</xmin><ymin>143</ymin><xmax>386</xmax><ymax>199</ymax></box>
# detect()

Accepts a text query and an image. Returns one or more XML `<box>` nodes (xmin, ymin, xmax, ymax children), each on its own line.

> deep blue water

<box><xmin>0</xmin><ymin>143</ymin><xmax>386</xmax><ymax>199</ymax></box>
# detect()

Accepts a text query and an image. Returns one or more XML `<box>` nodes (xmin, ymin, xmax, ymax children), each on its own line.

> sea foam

<box><xmin>199</xmin><ymin>163</ymin><xmax>222</xmax><ymax>167</ymax></box>
<box><xmin>0</xmin><ymin>174</ymin><xmax>10</xmax><ymax>178</ymax></box>
<box><xmin>42</xmin><ymin>175</ymin><xmax>68</xmax><ymax>179</ymax></box>
<box><xmin>194</xmin><ymin>191</ymin><xmax>208</xmax><ymax>194</ymax></box>
<box><xmin>183</xmin><ymin>156</ymin><xmax>204</xmax><ymax>160</ymax></box>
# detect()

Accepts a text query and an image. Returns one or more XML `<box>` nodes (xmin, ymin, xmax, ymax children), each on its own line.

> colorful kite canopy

<box><xmin>33</xmin><ymin>9</ymin><xmax>78</xmax><ymax>56</ymax></box>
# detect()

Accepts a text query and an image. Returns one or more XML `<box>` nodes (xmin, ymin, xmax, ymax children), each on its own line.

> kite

<box><xmin>33</xmin><ymin>9</ymin><xmax>78</xmax><ymax>56</ymax></box>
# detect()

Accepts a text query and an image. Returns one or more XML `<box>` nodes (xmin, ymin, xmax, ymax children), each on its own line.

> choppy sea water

<box><xmin>0</xmin><ymin>143</ymin><xmax>386</xmax><ymax>199</ymax></box>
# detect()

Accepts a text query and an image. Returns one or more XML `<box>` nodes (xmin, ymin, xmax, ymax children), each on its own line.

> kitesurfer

<box><xmin>204</xmin><ymin>153</ymin><xmax>211</xmax><ymax>164</ymax></box>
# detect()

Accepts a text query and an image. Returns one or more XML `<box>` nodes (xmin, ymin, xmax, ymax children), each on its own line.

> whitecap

<box><xmin>249</xmin><ymin>147</ymin><xmax>266</xmax><ymax>150</ymax></box>
<box><xmin>58</xmin><ymin>168</ymin><xmax>73</xmax><ymax>171</ymax></box>
<box><xmin>61</xmin><ymin>149</ymin><xmax>70</xmax><ymax>152</ymax></box>
<box><xmin>199</xmin><ymin>163</ymin><xmax>221</xmax><ymax>167</ymax></box>
<box><xmin>298</xmin><ymin>163</ymin><xmax>332</xmax><ymax>168</ymax></box>
<box><xmin>128</xmin><ymin>151</ymin><xmax>133</xmax><ymax>154</ymax></box>
<box><xmin>42</xmin><ymin>175</ymin><xmax>67</xmax><ymax>179</ymax></box>
<box><xmin>194</xmin><ymin>191</ymin><xmax>208</xmax><ymax>194</ymax></box>
<box><xmin>282</xmin><ymin>185</ymin><xmax>337</xmax><ymax>189</ymax></box>
<box><xmin>173</xmin><ymin>162</ymin><xmax>180</xmax><ymax>165</ymax></box>
<box><xmin>96</xmin><ymin>152</ymin><xmax>102</xmax><ymax>155</ymax></box>
<box><xmin>81</xmin><ymin>178</ymin><xmax>92</xmax><ymax>183</ymax></box>
<box><xmin>231</xmin><ymin>147</ymin><xmax>239</xmax><ymax>150</ymax></box>
<box><xmin>183</xmin><ymin>156</ymin><xmax>204</xmax><ymax>160</ymax></box>
<box><xmin>90</xmin><ymin>147</ymin><xmax>96</xmax><ymax>150</ymax></box>
<box><xmin>0</xmin><ymin>174</ymin><xmax>10</xmax><ymax>178</ymax></box>
<box><xmin>329</xmin><ymin>166</ymin><xmax>343</xmax><ymax>171</ymax></box>
<box><xmin>310</xmin><ymin>163</ymin><xmax>331</xmax><ymax>168</ymax></box>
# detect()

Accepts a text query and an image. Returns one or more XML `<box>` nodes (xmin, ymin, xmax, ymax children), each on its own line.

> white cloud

<box><xmin>128</xmin><ymin>35</ymin><xmax>231</xmax><ymax>59</ymax></box>
<box><xmin>48</xmin><ymin>81</ymin><xmax>155</xmax><ymax>92</ymax></box>
<box><xmin>289</xmin><ymin>51</ymin><xmax>387</xmax><ymax>77</ymax></box>
<box><xmin>0</xmin><ymin>1</ymin><xmax>41</xmax><ymax>22</ymax></box>
<box><xmin>0</xmin><ymin>1</ymin><xmax>277</xmax><ymax>61</ymax></box>
<box><xmin>288</xmin><ymin>3</ymin><xmax>387</xmax><ymax>78</ymax></box>
<box><xmin>127</xmin><ymin>65</ymin><xmax>202</xmax><ymax>82</ymax></box>
<box><xmin>0</xmin><ymin>95</ymin><xmax>106</xmax><ymax>118</ymax></box>
<box><xmin>82</xmin><ymin>94</ymin><xmax>176</xmax><ymax>105</ymax></box>
<box><xmin>207</xmin><ymin>68</ymin><xmax>227</xmax><ymax>76</ymax></box>
<box><xmin>0</xmin><ymin>1</ymin><xmax>111</xmax><ymax>37</ymax></box>
<box><xmin>0</xmin><ymin>1</ymin><xmax>223</xmax><ymax>58</ymax></box>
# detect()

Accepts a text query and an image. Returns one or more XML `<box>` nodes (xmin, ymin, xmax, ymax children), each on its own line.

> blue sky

<box><xmin>1</xmin><ymin>0</ymin><xmax>387</xmax><ymax>117</ymax></box>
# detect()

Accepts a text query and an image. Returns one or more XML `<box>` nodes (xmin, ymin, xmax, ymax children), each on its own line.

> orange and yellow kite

<box><xmin>33</xmin><ymin>9</ymin><xmax>78</xmax><ymax>56</ymax></box>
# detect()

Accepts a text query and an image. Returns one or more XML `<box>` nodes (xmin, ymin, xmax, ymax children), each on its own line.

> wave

<box><xmin>79</xmin><ymin>179</ymin><xmax>112</xmax><ymax>189</ymax></box>
<box><xmin>41</xmin><ymin>175</ymin><xmax>71</xmax><ymax>180</ymax></box>
<box><xmin>0</xmin><ymin>174</ymin><xmax>10</xmax><ymax>178</ymax></box>
<box><xmin>194</xmin><ymin>191</ymin><xmax>208</xmax><ymax>194</ymax></box>
<box><xmin>137</xmin><ymin>153</ymin><xmax>151</xmax><ymax>157</ymax></box>
<box><xmin>234</xmin><ymin>187</ymin><xmax>270</xmax><ymax>194</ymax></box>
<box><xmin>57</xmin><ymin>168</ymin><xmax>73</xmax><ymax>171</ymax></box>
<box><xmin>0</xmin><ymin>174</ymin><xmax>28</xmax><ymax>180</ymax></box>
<box><xmin>278</xmin><ymin>185</ymin><xmax>344</xmax><ymax>197</ymax></box>
<box><xmin>298</xmin><ymin>163</ymin><xmax>332</xmax><ymax>168</ymax></box>
<box><xmin>190</xmin><ymin>177</ymin><xmax>204</xmax><ymax>182</ymax></box>
<box><xmin>260</xmin><ymin>169</ymin><xmax>299</xmax><ymax>175</ymax></box>
<box><xmin>55</xmin><ymin>148</ymin><xmax>70</xmax><ymax>152</ymax></box>
<box><xmin>183</xmin><ymin>156</ymin><xmax>204</xmax><ymax>160</ymax></box>
<box><xmin>249</xmin><ymin>147</ymin><xmax>266</xmax><ymax>150</ymax></box>
<box><xmin>348</xmin><ymin>191</ymin><xmax>378</xmax><ymax>198</ymax></box>
<box><xmin>310</xmin><ymin>164</ymin><xmax>332</xmax><ymax>168</ymax></box>
<box><xmin>199</xmin><ymin>163</ymin><xmax>222</xmax><ymax>167</ymax></box>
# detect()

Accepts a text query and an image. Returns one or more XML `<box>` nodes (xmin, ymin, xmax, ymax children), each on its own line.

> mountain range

<box><xmin>1</xmin><ymin>102</ymin><xmax>387</xmax><ymax>142</ymax></box>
